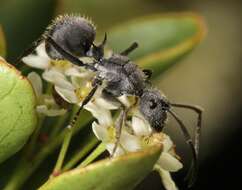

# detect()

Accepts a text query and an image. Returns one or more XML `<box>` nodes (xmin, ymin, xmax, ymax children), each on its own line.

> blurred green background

<box><xmin>0</xmin><ymin>0</ymin><xmax>241</xmax><ymax>189</ymax></box>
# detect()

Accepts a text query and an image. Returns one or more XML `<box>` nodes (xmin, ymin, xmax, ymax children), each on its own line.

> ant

<box><xmin>17</xmin><ymin>15</ymin><xmax>203</xmax><ymax>187</ymax></box>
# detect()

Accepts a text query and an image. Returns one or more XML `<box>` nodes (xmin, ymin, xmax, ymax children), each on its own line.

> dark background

<box><xmin>0</xmin><ymin>0</ymin><xmax>241</xmax><ymax>189</ymax></box>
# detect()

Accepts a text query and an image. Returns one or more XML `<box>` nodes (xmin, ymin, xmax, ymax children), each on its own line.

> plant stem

<box><xmin>52</xmin><ymin>127</ymin><xmax>73</xmax><ymax>176</ymax></box>
<box><xmin>4</xmin><ymin>110</ymin><xmax>92</xmax><ymax>190</ymax></box>
<box><xmin>77</xmin><ymin>143</ymin><xmax>106</xmax><ymax>168</ymax></box>
<box><xmin>51</xmin><ymin>106</ymin><xmax>81</xmax><ymax>175</ymax></box>
<box><xmin>49</xmin><ymin>105</ymin><xmax>77</xmax><ymax>140</ymax></box>
<box><xmin>63</xmin><ymin>135</ymin><xmax>99</xmax><ymax>171</ymax></box>
<box><xmin>49</xmin><ymin>113</ymin><xmax>69</xmax><ymax>140</ymax></box>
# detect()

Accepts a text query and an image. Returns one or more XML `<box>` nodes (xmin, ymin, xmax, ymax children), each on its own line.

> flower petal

<box><xmin>132</xmin><ymin>115</ymin><xmax>152</xmax><ymax>136</ymax></box>
<box><xmin>157</xmin><ymin>152</ymin><xmax>183</xmax><ymax>172</ymax></box>
<box><xmin>65</xmin><ymin>67</ymin><xmax>91</xmax><ymax>78</ymax></box>
<box><xmin>22</xmin><ymin>55</ymin><xmax>50</xmax><ymax>69</ymax></box>
<box><xmin>117</xmin><ymin>95</ymin><xmax>130</xmax><ymax>107</ymax></box>
<box><xmin>23</xmin><ymin>43</ymin><xmax>50</xmax><ymax>69</ymax></box>
<box><xmin>95</xmin><ymin>97</ymin><xmax>120</xmax><ymax>110</ymax></box>
<box><xmin>55</xmin><ymin>86</ymin><xmax>78</xmax><ymax>104</ymax></box>
<box><xmin>120</xmin><ymin>130</ymin><xmax>141</xmax><ymax>152</ymax></box>
<box><xmin>157</xmin><ymin>167</ymin><xmax>178</xmax><ymax>190</ymax></box>
<box><xmin>92</xmin><ymin>122</ymin><xmax>109</xmax><ymax>141</ymax></box>
<box><xmin>36</xmin><ymin>42</ymin><xmax>49</xmax><ymax>57</ymax></box>
<box><xmin>42</xmin><ymin>69</ymin><xmax>75</xmax><ymax>90</ymax></box>
<box><xmin>84</xmin><ymin>102</ymin><xmax>113</xmax><ymax>126</ymax></box>
<box><xmin>36</xmin><ymin>105</ymin><xmax>66</xmax><ymax>116</ymax></box>
<box><xmin>162</xmin><ymin>134</ymin><xmax>174</xmax><ymax>152</ymax></box>
<box><xmin>106</xmin><ymin>143</ymin><xmax>125</xmax><ymax>157</ymax></box>
<box><xmin>27</xmin><ymin>72</ymin><xmax>43</xmax><ymax>99</ymax></box>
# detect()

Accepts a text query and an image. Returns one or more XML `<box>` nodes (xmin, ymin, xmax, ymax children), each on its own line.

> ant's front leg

<box><xmin>45</xmin><ymin>35</ymin><xmax>97</xmax><ymax>71</ymax></box>
<box><xmin>15</xmin><ymin>37</ymin><xmax>44</xmax><ymax>64</ymax></box>
<box><xmin>69</xmin><ymin>78</ymin><xmax>102</xmax><ymax>128</ymax></box>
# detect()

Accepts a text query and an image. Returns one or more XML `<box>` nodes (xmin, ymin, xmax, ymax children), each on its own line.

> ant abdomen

<box><xmin>44</xmin><ymin>15</ymin><xmax>96</xmax><ymax>60</ymax></box>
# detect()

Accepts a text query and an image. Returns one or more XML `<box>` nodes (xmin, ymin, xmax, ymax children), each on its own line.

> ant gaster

<box><xmin>17</xmin><ymin>15</ymin><xmax>203</xmax><ymax>187</ymax></box>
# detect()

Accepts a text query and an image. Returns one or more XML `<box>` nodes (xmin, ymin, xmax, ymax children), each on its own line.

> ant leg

<box><xmin>168</xmin><ymin>110</ymin><xmax>198</xmax><ymax>188</ymax></box>
<box><xmin>170</xmin><ymin>103</ymin><xmax>203</xmax><ymax>156</ymax></box>
<box><xmin>112</xmin><ymin>104</ymin><xmax>128</xmax><ymax>156</ymax></box>
<box><xmin>15</xmin><ymin>37</ymin><xmax>44</xmax><ymax>64</ymax></box>
<box><xmin>120</xmin><ymin>42</ymin><xmax>138</xmax><ymax>56</ymax></box>
<box><xmin>45</xmin><ymin>35</ymin><xmax>97</xmax><ymax>71</ymax></box>
<box><xmin>69</xmin><ymin>78</ymin><xmax>102</xmax><ymax>128</ymax></box>
<box><xmin>101</xmin><ymin>90</ymin><xmax>128</xmax><ymax>157</ymax></box>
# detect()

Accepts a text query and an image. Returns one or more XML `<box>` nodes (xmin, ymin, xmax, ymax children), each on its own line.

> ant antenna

<box><xmin>120</xmin><ymin>42</ymin><xmax>138</xmax><ymax>56</ymax></box>
<box><xmin>170</xmin><ymin>103</ymin><xmax>203</xmax><ymax>155</ymax></box>
<box><xmin>92</xmin><ymin>33</ymin><xmax>107</xmax><ymax>60</ymax></box>
<box><xmin>167</xmin><ymin>109</ymin><xmax>198</xmax><ymax>188</ymax></box>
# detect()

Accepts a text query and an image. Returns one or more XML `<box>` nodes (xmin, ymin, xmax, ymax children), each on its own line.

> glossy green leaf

<box><xmin>0</xmin><ymin>26</ymin><xmax>6</xmax><ymax>57</ymax></box>
<box><xmin>107</xmin><ymin>13</ymin><xmax>206</xmax><ymax>76</ymax></box>
<box><xmin>39</xmin><ymin>146</ymin><xmax>162</xmax><ymax>190</ymax></box>
<box><xmin>0</xmin><ymin>59</ymin><xmax>37</xmax><ymax>163</ymax></box>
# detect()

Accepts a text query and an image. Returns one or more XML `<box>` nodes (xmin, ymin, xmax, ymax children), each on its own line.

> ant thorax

<box><xmin>94</xmin><ymin>55</ymin><xmax>146</xmax><ymax>97</ymax></box>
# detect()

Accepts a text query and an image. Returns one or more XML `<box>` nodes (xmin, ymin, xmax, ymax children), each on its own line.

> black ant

<box><xmin>17</xmin><ymin>15</ymin><xmax>203</xmax><ymax>188</ymax></box>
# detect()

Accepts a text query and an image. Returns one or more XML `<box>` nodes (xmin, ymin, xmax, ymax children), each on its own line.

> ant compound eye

<box><xmin>149</xmin><ymin>99</ymin><xmax>157</xmax><ymax>109</ymax></box>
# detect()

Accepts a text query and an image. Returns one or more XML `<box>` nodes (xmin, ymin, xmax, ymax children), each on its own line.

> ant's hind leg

<box><xmin>15</xmin><ymin>37</ymin><xmax>44</xmax><ymax>64</ymax></box>
<box><xmin>120</xmin><ymin>42</ymin><xmax>138</xmax><ymax>56</ymax></box>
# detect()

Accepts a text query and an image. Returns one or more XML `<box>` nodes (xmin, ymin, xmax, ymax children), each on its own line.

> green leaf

<box><xmin>39</xmin><ymin>146</ymin><xmax>162</xmax><ymax>190</ymax></box>
<box><xmin>107</xmin><ymin>13</ymin><xmax>206</xmax><ymax>76</ymax></box>
<box><xmin>0</xmin><ymin>59</ymin><xmax>37</xmax><ymax>163</ymax></box>
<box><xmin>0</xmin><ymin>26</ymin><xmax>6</xmax><ymax>57</ymax></box>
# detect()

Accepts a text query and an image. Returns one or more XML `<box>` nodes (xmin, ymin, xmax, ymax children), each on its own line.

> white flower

<box><xmin>27</xmin><ymin>72</ymin><xmax>66</xmax><ymax>116</ymax></box>
<box><xmin>22</xmin><ymin>43</ymin><xmax>96</xmax><ymax>106</ymax></box>
<box><xmin>85</xmin><ymin>96</ymin><xmax>141</xmax><ymax>157</ymax></box>
<box><xmin>151</xmin><ymin>133</ymin><xmax>183</xmax><ymax>190</ymax></box>
<box><xmin>157</xmin><ymin>168</ymin><xmax>179</xmax><ymax>190</ymax></box>
<box><xmin>22</xmin><ymin>42</ymin><xmax>182</xmax><ymax>190</ymax></box>
<box><xmin>133</xmin><ymin>113</ymin><xmax>183</xmax><ymax>190</ymax></box>
<box><xmin>89</xmin><ymin>96</ymin><xmax>182</xmax><ymax>190</ymax></box>
<box><xmin>22</xmin><ymin>43</ymin><xmax>51</xmax><ymax>69</ymax></box>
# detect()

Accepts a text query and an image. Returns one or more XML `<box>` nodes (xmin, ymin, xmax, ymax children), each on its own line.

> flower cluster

<box><xmin>24</xmin><ymin>43</ymin><xmax>95</xmax><ymax>116</ymax></box>
<box><xmin>86</xmin><ymin>97</ymin><xmax>183</xmax><ymax>190</ymax></box>
<box><xmin>23</xmin><ymin>43</ymin><xmax>183</xmax><ymax>190</ymax></box>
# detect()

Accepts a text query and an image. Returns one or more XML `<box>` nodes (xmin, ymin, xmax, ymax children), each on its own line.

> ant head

<box><xmin>139</xmin><ymin>89</ymin><xmax>170</xmax><ymax>131</ymax></box>
<box><xmin>46</xmin><ymin>15</ymin><xmax>96</xmax><ymax>59</ymax></box>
